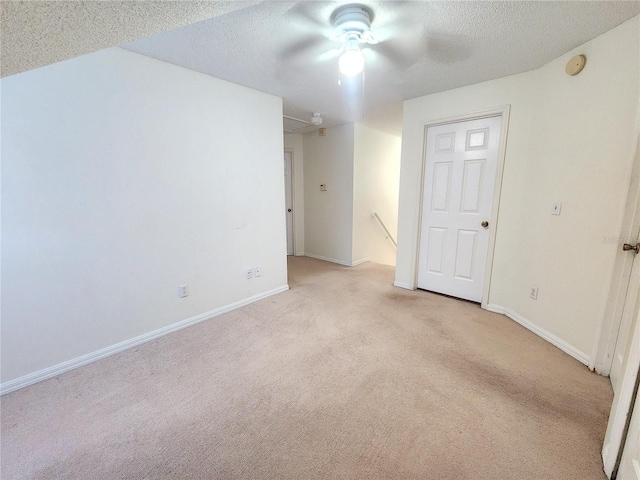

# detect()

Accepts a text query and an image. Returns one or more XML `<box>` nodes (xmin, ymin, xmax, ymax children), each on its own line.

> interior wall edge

<box><xmin>351</xmin><ymin>257</ymin><xmax>369</xmax><ymax>267</ymax></box>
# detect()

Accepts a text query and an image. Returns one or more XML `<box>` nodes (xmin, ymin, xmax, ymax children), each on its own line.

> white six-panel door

<box><xmin>417</xmin><ymin>116</ymin><xmax>502</xmax><ymax>302</ymax></box>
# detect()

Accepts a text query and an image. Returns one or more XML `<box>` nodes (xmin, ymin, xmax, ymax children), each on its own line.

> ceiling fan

<box><xmin>279</xmin><ymin>2</ymin><xmax>423</xmax><ymax>127</ymax></box>
<box><xmin>278</xmin><ymin>2</ymin><xmax>423</xmax><ymax>81</ymax></box>
<box><xmin>330</xmin><ymin>4</ymin><xmax>378</xmax><ymax>77</ymax></box>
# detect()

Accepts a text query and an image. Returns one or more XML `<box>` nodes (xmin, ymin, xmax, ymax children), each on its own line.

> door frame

<box><xmin>602</xmin><ymin>302</ymin><xmax>640</xmax><ymax>477</ymax></box>
<box><xmin>616</xmin><ymin>368</ymin><xmax>640</xmax><ymax>479</ymax></box>
<box><xmin>284</xmin><ymin>148</ymin><xmax>298</xmax><ymax>256</ymax></box>
<box><xmin>591</xmin><ymin>102</ymin><xmax>640</xmax><ymax>374</ymax></box>
<box><xmin>414</xmin><ymin>105</ymin><xmax>511</xmax><ymax>308</ymax></box>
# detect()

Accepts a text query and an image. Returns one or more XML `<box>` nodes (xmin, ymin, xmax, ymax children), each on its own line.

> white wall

<box><xmin>396</xmin><ymin>16</ymin><xmax>640</xmax><ymax>360</ymax></box>
<box><xmin>283</xmin><ymin>133</ymin><xmax>304</xmax><ymax>256</ymax></box>
<box><xmin>1</xmin><ymin>47</ymin><xmax>288</xmax><ymax>385</ymax></box>
<box><xmin>303</xmin><ymin>124</ymin><xmax>355</xmax><ymax>265</ymax></box>
<box><xmin>353</xmin><ymin>124</ymin><xmax>401</xmax><ymax>266</ymax></box>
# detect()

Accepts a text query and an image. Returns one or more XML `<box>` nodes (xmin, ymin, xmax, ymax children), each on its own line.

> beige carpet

<box><xmin>1</xmin><ymin>257</ymin><xmax>612</xmax><ymax>479</ymax></box>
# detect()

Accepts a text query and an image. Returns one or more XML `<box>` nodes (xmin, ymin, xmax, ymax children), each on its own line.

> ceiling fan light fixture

<box><xmin>332</xmin><ymin>5</ymin><xmax>373</xmax><ymax>35</ymax></box>
<box><xmin>339</xmin><ymin>38</ymin><xmax>364</xmax><ymax>77</ymax></box>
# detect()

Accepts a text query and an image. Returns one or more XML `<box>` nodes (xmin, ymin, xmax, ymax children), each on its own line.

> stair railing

<box><xmin>372</xmin><ymin>212</ymin><xmax>397</xmax><ymax>248</ymax></box>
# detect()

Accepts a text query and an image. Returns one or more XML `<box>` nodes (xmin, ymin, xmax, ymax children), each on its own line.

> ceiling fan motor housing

<box><xmin>332</xmin><ymin>5</ymin><xmax>373</xmax><ymax>35</ymax></box>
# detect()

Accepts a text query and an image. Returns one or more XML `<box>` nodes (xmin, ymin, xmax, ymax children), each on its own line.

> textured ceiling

<box><xmin>121</xmin><ymin>1</ymin><xmax>640</xmax><ymax>136</ymax></box>
<box><xmin>0</xmin><ymin>0</ymin><xmax>261</xmax><ymax>78</ymax></box>
<box><xmin>3</xmin><ymin>1</ymin><xmax>639</xmax><ymax>137</ymax></box>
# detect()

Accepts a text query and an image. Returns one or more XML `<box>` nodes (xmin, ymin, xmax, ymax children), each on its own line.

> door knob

<box><xmin>623</xmin><ymin>243</ymin><xmax>640</xmax><ymax>253</ymax></box>
<box><xmin>481</xmin><ymin>221</ymin><xmax>489</xmax><ymax>228</ymax></box>
<box><xmin>287</xmin><ymin>209</ymin><xmax>292</xmax><ymax>212</ymax></box>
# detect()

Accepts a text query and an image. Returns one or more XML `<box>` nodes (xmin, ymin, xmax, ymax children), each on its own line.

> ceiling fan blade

<box><xmin>374</xmin><ymin>36</ymin><xmax>424</xmax><ymax>71</ymax></box>
<box><xmin>276</xmin><ymin>2</ymin><xmax>338</xmax><ymax>77</ymax></box>
<box><xmin>317</xmin><ymin>48</ymin><xmax>342</xmax><ymax>63</ymax></box>
<box><xmin>425</xmin><ymin>32</ymin><xmax>474</xmax><ymax>64</ymax></box>
<box><xmin>283</xmin><ymin>2</ymin><xmax>326</xmax><ymax>31</ymax></box>
<box><xmin>328</xmin><ymin>32</ymin><xmax>347</xmax><ymax>43</ymax></box>
<box><xmin>277</xmin><ymin>34</ymin><xmax>326</xmax><ymax>64</ymax></box>
<box><xmin>365</xmin><ymin>4</ymin><xmax>430</xmax><ymax>70</ymax></box>
<box><xmin>276</xmin><ymin>35</ymin><xmax>336</xmax><ymax>81</ymax></box>
<box><xmin>361</xmin><ymin>31</ymin><xmax>378</xmax><ymax>45</ymax></box>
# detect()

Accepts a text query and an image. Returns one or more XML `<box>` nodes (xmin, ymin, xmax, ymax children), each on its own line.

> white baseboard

<box><xmin>485</xmin><ymin>303</ymin><xmax>590</xmax><ymax>366</ymax></box>
<box><xmin>393</xmin><ymin>281</ymin><xmax>415</xmax><ymax>290</ymax></box>
<box><xmin>0</xmin><ymin>285</ymin><xmax>290</xmax><ymax>396</ymax></box>
<box><xmin>485</xmin><ymin>304</ymin><xmax>507</xmax><ymax>315</ymax></box>
<box><xmin>294</xmin><ymin>252</ymin><xmax>305</xmax><ymax>257</ymax></box>
<box><xmin>351</xmin><ymin>257</ymin><xmax>369</xmax><ymax>267</ymax></box>
<box><xmin>304</xmin><ymin>253</ymin><xmax>369</xmax><ymax>267</ymax></box>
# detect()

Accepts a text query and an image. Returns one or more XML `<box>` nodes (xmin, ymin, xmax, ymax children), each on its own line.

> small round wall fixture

<box><xmin>565</xmin><ymin>54</ymin><xmax>587</xmax><ymax>76</ymax></box>
<box><xmin>310</xmin><ymin>113</ymin><xmax>323</xmax><ymax>126</ymax></box>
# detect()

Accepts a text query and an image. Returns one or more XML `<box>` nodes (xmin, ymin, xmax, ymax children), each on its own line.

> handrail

<box><xmin>372</xmin><ymin>212</ymin><xmax>397</xmax><ymax>248</ymax></box>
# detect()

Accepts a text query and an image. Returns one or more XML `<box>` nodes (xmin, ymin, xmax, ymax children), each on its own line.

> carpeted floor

<box><xmin>1</xmin><ymin>257</ymin><xmax>612</xmax><ymax>479</ymax></box>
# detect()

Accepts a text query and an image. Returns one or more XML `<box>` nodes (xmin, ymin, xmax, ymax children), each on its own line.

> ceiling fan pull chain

<box><xmin>361</xmin><ymin>66</ymin><xmax>366</xmax><ymax>121</ymax></box>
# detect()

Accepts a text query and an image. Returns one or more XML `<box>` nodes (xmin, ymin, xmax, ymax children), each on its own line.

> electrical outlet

<box><xmin>246</xmin><ymin>268</ymin><xmax>254</xmax><ymax>280</ymax></box>
<box><xmin>529</xmin><ymin>285</ymin><xmax>538</xmax><ymax>300</ymax></box>
<box><xmin>552</xmin><ymin>201</ymin><xmax>562</xmax><ymax>215</ymax></box>
<box><xmin>254</xmin><ymin>266</ymin><xmax>261</xmax><ymax>277</ymax></box>
<box><xmin>320</xmin><ymin>184</ymin><xmax>327</xmax><ymax>191</ymax></box>
<box><xmin>178</xmin><ymin>284</ymin><xmax>189</xmax><ymax>298</ymax></box>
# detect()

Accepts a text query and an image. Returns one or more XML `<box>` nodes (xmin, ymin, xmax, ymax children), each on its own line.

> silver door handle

<box><xmin>287</xmin><ymin>209</ymin><xmax>292</xmax><ymax>212</ymax></box>
<box><xmin>481</xmin><ymin>221</ymin><xmax>489</xmax><ymax>228</ymax></box>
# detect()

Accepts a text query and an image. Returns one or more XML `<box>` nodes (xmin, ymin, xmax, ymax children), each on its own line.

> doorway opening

<box><xmin>284</xmin><ymin>150</ymin><xmax>294</xmax><ymax>256</ymax></box>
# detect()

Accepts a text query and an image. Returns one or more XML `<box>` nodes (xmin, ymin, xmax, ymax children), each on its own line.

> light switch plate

<box><xmin>552</xmin><ymin>201</ymin><xmax>562</xmax><ymax>215</ymax></box>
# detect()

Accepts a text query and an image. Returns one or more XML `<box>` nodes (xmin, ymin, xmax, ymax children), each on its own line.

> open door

<box><xmin>594</xmin><ymin>108</ymin><xmax>640</xmax><ymax>379</ymax></box>
<box><xmin>602</xmin><ymin>115</ymin><xmax>640</xmax><ymax>479</ymax></box>
<box><xmin>612</xmin><ymin>234</ymin><xmax>640</xmax><ymax>395</ymax></box>
<box><xmin>618</xmin><ymin>382</ymin><xmax>640</xmax><ymax>480</ymax></box>
<box><xmin>602</xmin><ymin>304</ymin><xmax>640</xmax><ymax>478</ymax></box>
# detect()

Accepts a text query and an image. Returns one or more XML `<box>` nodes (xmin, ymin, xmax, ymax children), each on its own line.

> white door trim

<box><xmin>617</xmin><ymin>376</ymin><xmax>640</xmax><ymax>479</ymax></box>
<box><xmin>591</xmin><ymin>101</ymin><xmax>640</xmax><ymax>374</ymax></box>
<box><xmin>413</xmin><ymin>105</ymin><xmax>511</xmax><ymax>308</ymax></box>
<box><xmin>284</xmin><ymin>148</ymin><xmax>297</xmax><ymax>256</ymax></box>
<box><xmin>603</xmin><ymin>305</ymin><xmax>640</xmax><ymax>477</ymax></box>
